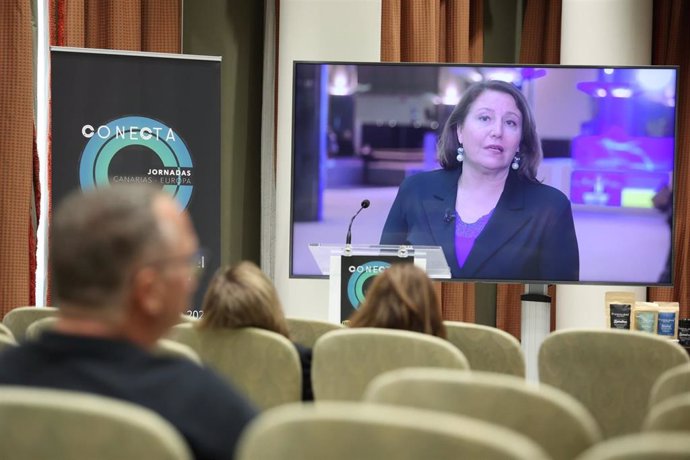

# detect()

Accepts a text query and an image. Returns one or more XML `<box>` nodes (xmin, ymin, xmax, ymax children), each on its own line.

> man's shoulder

<box><xmin>159</xmin><ymin>357</ymin><xmax>255</xmax><ymax>408</ymax></box>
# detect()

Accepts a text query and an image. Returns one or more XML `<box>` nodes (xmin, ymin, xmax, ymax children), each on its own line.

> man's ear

<box><xmin>130</xmin><ymin>267</ymin><xmax>164</xmax><ymax>317</ymax></box>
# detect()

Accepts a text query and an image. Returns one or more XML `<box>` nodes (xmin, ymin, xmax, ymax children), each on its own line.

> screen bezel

<box><xmin>288</xmin><ymin>61</ymin><xmax>679</xmax><ymax>286</ymax></box>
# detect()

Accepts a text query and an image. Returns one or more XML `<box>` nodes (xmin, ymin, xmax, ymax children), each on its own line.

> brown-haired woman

<box><xmin>380</xmin><ymin>79</ymin><xmax>579</xmax><ymax>283</ymax></box>
<box><xmin>198</xmin><ymin>261</ymin><xmax>313</xmax><ymax>400</ymax></box>
<box><xmin>349</xmin><ymin>263</ymin><xmax>446</xmax><ymax>339</ymax></box>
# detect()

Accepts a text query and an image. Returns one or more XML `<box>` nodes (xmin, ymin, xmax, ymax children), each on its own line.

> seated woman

<box><xmin>198</xmin><ymin>261</ymin><xmax>313</xmax><ymax>401</ymax></box>
<box><xmin>349</xmin><ymin>263</ymin><xmax>447</xmax><ymax>339</ymax></box>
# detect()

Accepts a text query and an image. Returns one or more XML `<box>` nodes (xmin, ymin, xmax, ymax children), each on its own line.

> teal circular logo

<box><xmin>347</xmin><ymin>261</ymin><xmax>392</xmax><ymax>308</ymax></box>
<box><xmin>79</xmin><ymin>116</ymin><xmax>193</xmax><ymax>209</ymax></box>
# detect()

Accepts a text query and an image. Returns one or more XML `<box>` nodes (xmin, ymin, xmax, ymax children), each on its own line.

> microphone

<box><xmin>346</xmin><ymin>199</ymin><xmax>370</xmax><ymax>246</ymax></box>
<box><xmin>443</xmin><ymin>208</ymin><xmax>455</xmax><ymax>224</ymax></box>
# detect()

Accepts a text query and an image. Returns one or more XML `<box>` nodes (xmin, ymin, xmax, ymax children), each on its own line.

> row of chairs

<box><xmin>5</xmin><ymin>309</ymin><xmax>690</xmax><ymax>436</ymax></box>
<box><xmin>3</xmin><ymin>309</ymin><xmax>525</xmax><ymax>375</ymax></box>
<box><xmin>3</xmin><ymin>309</ymin><xmax>690</xmax><ymax>459</ymax></box>
<box><xmin>237</xmin><ymin>367</ymin><xmax>690</xmax><ymax>460</ymax></box>
<box><xmin>5</xmin><ymin>307</ymin><xmax>690</xmax><ymax>420</ymax></box>
<box><xmin>2</xmin><ymin>381</ymin><xmax>688</xmax><ymax>460</ymax></box>
<box><xmin>287</xmin><ymin>317</ymin><xmax>526</xmax><ymax>377</ymax></box>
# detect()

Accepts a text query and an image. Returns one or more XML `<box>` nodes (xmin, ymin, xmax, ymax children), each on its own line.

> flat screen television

<box><xmin>290</xmin><ymin>62</ymin><xmax>678</xmax><ymax>285</ymax></box>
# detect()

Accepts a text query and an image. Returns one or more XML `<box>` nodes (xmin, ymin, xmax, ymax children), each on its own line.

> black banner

<box><xmin>51</xmin><ymin>48</ymin><xmax>221</xmax><ymax>313</ymax></box>
<box><xmin>340</xmin><ymin>255</ymin><xmax>413</xmax><ymax>322</ymax></box>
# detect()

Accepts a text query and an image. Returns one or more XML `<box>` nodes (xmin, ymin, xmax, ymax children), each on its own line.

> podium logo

<box><xmin>346</xmin><ymin>261</ymin><xmax>391</xmax><ymax>309</ymax></box>
<box><xmin>79</xmin><ymin>116</ymin><xmax>194</xmax><ymax>209</ymax></box>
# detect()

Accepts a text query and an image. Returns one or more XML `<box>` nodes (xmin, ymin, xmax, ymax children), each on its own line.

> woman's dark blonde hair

<box><xmin>349</xmin><ymin>263</ymin><xmax>446</xmax><ymax>339</ymax></box>
<box><xmin>199</xmin><ymin>261</ymin><xmax>289</xmax><ymax>337</ymax></box>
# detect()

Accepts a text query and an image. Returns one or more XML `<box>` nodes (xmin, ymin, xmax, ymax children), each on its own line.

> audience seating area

<box><xmin>168</xmin><ymin>323</ymin><xmax>302</xmax><ymax>410</ymax></box>
<box><xmin>286</xmin><ymin>317</ymin><xmax>344</xmax><ymax>348</ymax></box>
<box><xmin>2</xmin><ymin>306</ymin><xmax>58</xmax><ymax>342</ymax></box>
<box><xmin>0</xmin><ymin>386</ymin><xmax>192</xmax><ymax>460</ymax></box>
<box><xmin>539</xmin><ymin>329</ymin><xmax>690</xmax><ymax>438</ymax></box>
<box><xmin>363</xmin><ymin>367</ymin><xmax>602</xmax><ymax>460</ymax></box>
<box><xmin>574</xmin><ymin>432</ymin><xmax>690</xmax><ymax>460</ymax></box>
<box><xmin>648</xmin><ymin>363</ymin><xmax>690</xmax><ymax>408</ymax></box>
<box><xmin>643</xmin><ymin>392</ymin><xmax>690</xmax><ymax>432</ymax></box>
<box><xmin>443</xmin><ymin>320</ymin><xmax>526</xmax><ymax>377</ymax></box>
<box><xmin>312</xmin><ymin>327</ymin><xmax>469</xmax><ymax>400</ymax></box>
<box><xmin>235</xmin><ymin>401</ymin><xmax>551</xmax><ymax>460</ymax></box>
<box><xmin>3</xmin><ymin>309</ymin><xmax>690</xmax><ymax>459</ymax></box>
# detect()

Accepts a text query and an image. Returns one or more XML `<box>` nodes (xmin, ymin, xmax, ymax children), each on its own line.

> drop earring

<box><xmin>456</xmin><ymin>145</ymin><xmax>464</xmax><ymax>163</ymax></box>
<box><xmin>511</xmin><ymin>154</ymin><xmax>520</xmax><ymax>171</ymax></box>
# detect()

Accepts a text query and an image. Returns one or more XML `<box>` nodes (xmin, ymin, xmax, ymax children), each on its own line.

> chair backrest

<box><xmin>0</xmin><ymin>323</ymin><xmax>15</xmax><ymax>342</ymax></box>
<box><xmin>539</xmin><ymin>329</ymin><xmax>690</xmax><ymax>438</ymax></box>
<box><xmin>364</xmin><ymin>367</ymin><xmax>601</xmax><ymax>460</ymax></box>
<box><xmin>312</xmin><ymin>328</ymin><xmax>469</xmax><ymax>401</ymax></box>
<box><xmin>235</xmin><ymin>402</ymin><xmax>551</xmax><ymax>460</ymax></box>
<box><xmin>649</xmin><ymin>362</ymin><xmax>690</xmax><ymax>408</ymax></box>
<box><xmin>0</xmin><ymin>334</ymin><xmax>17</xmax><ymax>353</ymax></box>
<box><xmin>643</xmin><ymin>392</ymin><xmax>690</xmax><ymax>432</ymax></box>
<box><xmin>575</xmin><ymin>432</ymin><xmax>690</xmax><ymax>460</ymax></box>
<box><xmin>154</xmin><ymin>339</ymin><xmax>202</xmax><ymax>365</ymax></box>
<box><xmin>286</xmin><ymin>317</ymin><xmax>344</xmax><ymax>348</ymax></box>
<box><xmin>2</xmin><ymin>306</ymin><xmax>58</xmax><ymax>342</ymax></box>
<box><xmin>443</xmin><ymin>320</ymin><xmax>525</xmax><ymax>377</ymax></box>
<box><xmin>25</xmin><ymin>316</ymin><xmax>59</xmax><ymax>341</ymax></box>
<box><xmin>0</xmin><ymin>386</ymin><xmax>192</xmax><ymax>460</ymax></box>
<box><xmin>178</xmin><ymin>314</ymin><xmax>199</xmax><ymax>324</ymax></box>
<box><xmin>168</xmin><ymin>323</ymin><xmax>301</xmax><ymax>409</ymax></box>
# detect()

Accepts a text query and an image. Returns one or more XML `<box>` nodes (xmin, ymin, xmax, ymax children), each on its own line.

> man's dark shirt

<box><xmin>0</xmin><ymin>332</ymin><xmax>257</xmax><ymax>460</ymax></box>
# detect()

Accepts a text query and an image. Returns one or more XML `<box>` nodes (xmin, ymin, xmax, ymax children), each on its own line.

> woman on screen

<box><xmin>349</xmin><ymin>263</ymin><xmax>446</xmax><ymax>338</ymax></box>
<box><xmin>198</xmin><ymin>261</ymin><xmax>314</xmax><ymax>400</ymax></box>
<box><xmin>380</xmin><ymin>80</ymin><xmax>579</xmax><ymax>281</ymax></box>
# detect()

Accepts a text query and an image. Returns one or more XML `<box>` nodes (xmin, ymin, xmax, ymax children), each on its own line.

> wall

<box><xmin>275</xmin><ymin>0</ymin><xmax>382</xmax><ymax>318</ymax></box>
<box><xmin>183</xmin><ymin>0</ymin><xmax>264</xmax><ymax>267</ymax></box>
<box><xmin>275</xmin><ymin>0</ymin><xmax>657</xmax><ymax>325</ymax></box>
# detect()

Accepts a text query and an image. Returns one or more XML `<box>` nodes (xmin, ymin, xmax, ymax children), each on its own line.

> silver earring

<box><xmin>511</xmin><ymin>154</ymin><xmax>520</xmax><ymax>170</ymax></box>
<box><xmin>456</xmin><ymin>145</ymin><xmax>464</xmax><ymax>163</ymax></box>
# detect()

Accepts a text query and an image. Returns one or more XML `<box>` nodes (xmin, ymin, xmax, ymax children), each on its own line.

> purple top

<box><xmin>455</xmin><ymin>209</ymin><xmax>495</xmax><ymax>268</ymax></box>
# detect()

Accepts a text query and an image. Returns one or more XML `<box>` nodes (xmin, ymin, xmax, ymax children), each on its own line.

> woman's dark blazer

<box><xmin>380</xmin><ymin>167</ymin><xmax>579</xmax><ymax>282</ymax></box>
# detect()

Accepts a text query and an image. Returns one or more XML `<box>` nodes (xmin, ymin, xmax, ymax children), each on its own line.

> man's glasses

<box><xmin>144</xmin><ymin>249</ymin><xmax>208</xmax><ymax>280</ymax></box>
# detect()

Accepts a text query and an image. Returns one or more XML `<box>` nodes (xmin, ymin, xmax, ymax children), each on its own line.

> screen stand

<box><xmin>520</xmin><ymin>284</ymin><xmax>551</xmax><ymax>382</ymax></box>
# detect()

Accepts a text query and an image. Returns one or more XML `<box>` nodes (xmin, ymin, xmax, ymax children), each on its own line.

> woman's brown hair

<box><xmin>437</xmin><ymin>79</ymin><xmax>542</xmax><ymax>181</ymax></box>
<box><xmin>198</xmin><ymin>261</ymin><xmax>289</xmax><ymax>338</ymax></box>
<box><xmin>349</xmin><ymin>263</ymin><xmax>446</xmax><ymax>338</ymax></box>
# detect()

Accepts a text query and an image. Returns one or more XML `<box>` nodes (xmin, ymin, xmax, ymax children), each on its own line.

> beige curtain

<box><xmin>647</xmin><ymin>0</ymin><xmax>690</xmax><ymax>319</ymax></box>
<box><xmin>381</xmin><ymin>0</ymin><xmax>483</xmax><ymax>322</ymax></box>
<box><xmin>0</xmin><ymin>1</ymin><xmax>35</xmax><ymax>318</ymax></box>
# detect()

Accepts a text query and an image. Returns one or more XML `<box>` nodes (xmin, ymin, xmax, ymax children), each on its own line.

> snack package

<box><xmin>632</xmin><ymin>302</ymin><xmax>659</xmax><ymax>334</ymax></box>
<box><xmin>655</xmin><ymin>301</ymin><xmax>680</xmax><ymax>340</ymax></box>
<box><xmin>679</xmin><ymin>318</ymin><xmax>690</xmax><ymax>346</ymax></box>
<box><xmin>605</xmin><ymin>291</ymin><xmax>636</xmax><ymax>330</ymax></box>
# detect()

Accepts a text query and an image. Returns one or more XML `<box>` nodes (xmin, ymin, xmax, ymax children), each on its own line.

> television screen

<box><xmin>290</xmin><ymin>62</ymin><xmax>677</xmax><ymax>285</ymax></box>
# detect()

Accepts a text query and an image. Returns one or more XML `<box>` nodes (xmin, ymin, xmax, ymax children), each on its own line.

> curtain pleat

<box><xmin>647</xmin><ymin>0</ymin><xmax>690</xmax><ymax>319</ymax></box>
<box><xmin>52</xmin><ymin>0</ymin><xmax>180</xmax><ymax>52</ymax></box>
<box><xmin>520</xmin><ymin>0</ymin><xmax>562</xmax><ymax>64</ymax></box>
<box><xmin>381</xmin><ymin>0</ymin><xmax>482</xmax><ymax>323</ymax></box>
<box><xmin>0</xmin><ymin>1</ymin><xmax>35</xmax><ymax>317</ymax></box>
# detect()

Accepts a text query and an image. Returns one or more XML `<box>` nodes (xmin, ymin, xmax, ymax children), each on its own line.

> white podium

<box><xmin>308</xmin><ymin>244</ymin><xmax>450</xmax><ymax>323</ymax></box>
